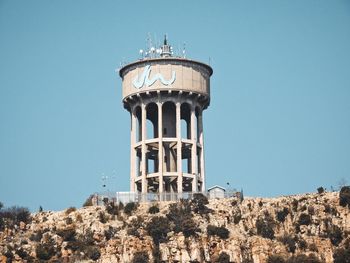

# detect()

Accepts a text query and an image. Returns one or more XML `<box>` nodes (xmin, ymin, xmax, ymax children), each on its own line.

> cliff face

<box><xmin>1</xmin><ymin>191</ymin><xmax>349</xmax><ymax>263</ymax></box>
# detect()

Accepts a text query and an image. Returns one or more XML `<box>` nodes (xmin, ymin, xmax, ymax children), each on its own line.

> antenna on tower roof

<box><xmin>182</xmin><ymin>42</ymin><xmax>186</xmax><ymax>58</ymax></box>
<box><xmin>160</xmin><ymin>33</ymin><xmax>171</xmax><ymax>58</ymax></box>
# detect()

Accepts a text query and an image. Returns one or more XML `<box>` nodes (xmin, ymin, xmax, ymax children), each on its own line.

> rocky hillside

<box><xmin>1</xmin><ymin>190</ymin><xmax>350</xmax><ymax>263</ymax></box>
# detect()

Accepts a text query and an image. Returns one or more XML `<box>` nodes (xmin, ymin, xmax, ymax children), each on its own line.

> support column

<box><xmin>191</xmin><ymin>105</ymin><xmax>198</xmax><ymax>192</ymax></box>
<box><xmin>130</xmin><ymin>109</ymin><xmax>136</xmax><ymax>192</ymax></box>
<box><xmin>176</xmin><ymin>101</ymin><xmax>182</xmax><ymax>194</ymax></box>
<box><xmin>141</xmin><ymin>103</ymin><xmax>147</xmax><ymax>194</ymax></box>
<box><xmin>157</xmin><ymin>101</ymin><xmax>163</xmax><ymax>196</ymax></box>
<box><xmin>198</xmin><ymin>110</ymin><xmax>205</xmax><ymax>192</ymax></box>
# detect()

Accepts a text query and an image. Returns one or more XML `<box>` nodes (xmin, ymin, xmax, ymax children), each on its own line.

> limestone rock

<box><xmin>0</xmin><ymin>192</ymin><xmax>348</xmax><ymax>263</ymax></box>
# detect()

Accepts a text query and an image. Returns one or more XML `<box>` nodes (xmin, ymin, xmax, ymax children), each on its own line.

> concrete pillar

<box><xmin>157</xmin><ymin>101</ymin><xmax>163</xmax><ymax>195</ymax></box>
<box><xmin>141</xmin><ymin>103</ymin><xmax>147</xmax><ymax>194</ymax></box>
<box><xmin>130</xmin><ymin>109</ymin><xmax>136</xmax><ymax>192</ymax></box>
<box><xmin>198</xmin><ymin>110</ymin><xmax>205</xmax><ymax>192</ymax></box>
<box><xmin>176</xmin><ymin>101</ymin><xmax>182</xmax><ymax>194</ymax></box>
<box><xmin>191</xmin><ymin>105</ymin><xmax>198</xmax><ymax>192</ymax></box>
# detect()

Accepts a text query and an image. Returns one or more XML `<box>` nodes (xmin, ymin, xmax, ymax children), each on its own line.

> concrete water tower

<box><xmin>119</xmin><ymin>37</ymin><xmax>213</xmax><ymax>199</ymax></box>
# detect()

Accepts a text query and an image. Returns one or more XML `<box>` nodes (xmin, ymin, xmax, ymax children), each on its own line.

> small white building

<box><xmin>208</xmin><ymin>185</ymin><xmax>226</xmax><ymax>199</ymax></box>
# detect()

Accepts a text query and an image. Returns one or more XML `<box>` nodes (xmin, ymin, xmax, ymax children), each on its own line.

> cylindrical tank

<box><xmin>119</xmin><ymin>40</ymin><xmax>213</xmax><ymax>200</ymax></box>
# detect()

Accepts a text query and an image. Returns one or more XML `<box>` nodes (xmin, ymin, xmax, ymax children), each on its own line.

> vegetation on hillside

<box><xmin>1</xmin><ymin>189</ymin><xmax>349</xmax><ymax>262</ymax></box>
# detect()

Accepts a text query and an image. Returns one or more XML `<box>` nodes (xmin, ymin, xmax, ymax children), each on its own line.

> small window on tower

<box><xmin>164</xmin><ymin>156</ymin><xmax>167</xmax><ymax>163</ymax></box>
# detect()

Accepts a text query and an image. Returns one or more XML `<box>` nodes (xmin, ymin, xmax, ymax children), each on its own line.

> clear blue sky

<box><xmin>1</xmin><ymin>1</ymin><xmax>349</xmax><ymax>211</ymax></box>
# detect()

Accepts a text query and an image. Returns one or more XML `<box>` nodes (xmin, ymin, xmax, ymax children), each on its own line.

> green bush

<box><xmin>242</xmin><ymin>257</ymin><xmax>254</xmax><ymax>263</ymax></box>
<box><xmin>256</xmin><ymin>214</ymin><xmax>275</xmax><ymax>239</ymax></box>
<box><xmin>0</xmin><ymin>217</ymin><xmax>4</xmax><ymax>231</ymax></box>
<box><xmin>191</xmin><ymin>193</ymin><xmax>210</xmax><ymax>214</ymax></box>
<box><xmin>340</xmin><ymin>186</ymin><xmax>350</xmax><ymax>208</ymax></box>
<box><xmin>298</xmin><ymin>213</ymin><xmax>311</xmax><ymax>226</ymax></box>
<box><xmin>286</xmin><ymin>253</ymin><xmax>322</xmax><ymax>263</ymax></box>
<box><xmin>276</xmin><ymin>207</ymin><xmax>289</xmax><ymax>222</ymax></box>
<box><xmin>233</xmin><ymin>210</ymin><xmax>242</xmax><ymax>224</ymax></box>
<box><xmin>217</xmin><ymin>251</ymin><xmax>230</xmax><ymax>263</ymax></box>
<box><xmin>166</xmin><ymin>200</ymin><xmax>198</xmax><ymax>237</ymax></box>
<box><xmin>106</xmin><ymin>202</ymin><xmax>119</xmax><ymax>215</ymax></box>
<box><xmin>104</xmin><ymin>226</ymin><xmax>117</xmax><ymax>240</ymax></box>
<box><xmin>291</xmin><ymin>199</ymin><xmax>298</xmax><ymax>212</ymax></box>
<box><xmin>146</xmin><ymin>216</ymin><xmax>171</xmax><ymax>245</ymax></box>
<box><xmin>56</xmin><ymin>226</ymin><xmax>76</xmax><ymax>241</ymax></box>
<box><xmin>309</xmin><ymin>243</ymin><xmax>318</xmax><ymax>252</ymax></box>
<box><xmin>297</xmin><ymin>238</ymin><xmax>307</xmax><ymax>250</ymax></box>
<box><xmin>124</xmin><ymin>202</ymin><xmax>138</xmax><ymax>215</ymax></box>
<box><xmin>317</xmin><ymin>187</ymin><xmax>325</xmax><ymax>194</ymax></box>
<box><xmin>30</xmin><ymin>229</ymin><xmax>43</xmax><ymax>242</ymax></box>
<box><xmin>127</xmin><ymin>216</ymin><xmax>143</xmax><ymax>237</ymax></box>
<box><xmin>267</xmin><ymin>255</ymin><xmax>286</xmax><ymax>263</ymax></box>
<box><xmin>132</xmin><ymin>251</ymin><xmax>149</xmax><ymax>263</ymax></box>
<box><xmin>76</xmin><ymin>213</ymin><xmax>83</xmax><ymax>223</ymax></box>
<box><xmin>16</xmin><ymin>247</ymin><xmax>30</xmax><ymax>260</ymax></box>
<box><xmin>148</xmin><ymin>204</ymin><xmax>160</xmax><ymax>214</ymax></box>
<box><xmin>35</xmin><ymin>238</ymin><xmax>56</xmax><ymax>260</ymax></box>
<box><xmin>278</xmin><ymin>235</ymin><xmax>296</xmax><ymax>253</ymax></box>
<box><xmin>0</xmin><ymin>206</ymin><xmax>31</xmax><ymax>229</ymax></box>
<box><xmin>308</xmin><ymin>206</ymin><xmax>315</xmax><ymax>215</ymax></box>
<box><xmin>333</xmin><ymin>247</ymin><xmax>350</xmax><ymax>263</ymax></box>
<box><xmin>65</xmin><ymin>217</ymin><xmax>73</xmax><ymax>224</ymax></box>
<box><xmin>99</xmin><ymin>211</ymin><xmax>108</xmax><ymax>223</ymax></box>
<box><xmin>85</xmin><ymin>246</ymin><xmax>101</xmax><ymax>260</ymax></box>
<box><xmin>3</xmin><ymin>249</ymin><xmax>14</xmax><ymax>261</ymax></box>
<box><xmin>327</xmin><ymin>224</ymin><xmax>343</xmax><ymax>246</ymax></box>
<box><xmin>182</xmin><ymin>216</ymin><xmax>199</xmax><ymax>238</ymax></box>
<box><xmin>65</xmin><ymin>228</ymin><xmax>96</xmax><ymax>260</ymax></box>
<box><xmin>65</xmin><ymin>207</ymin><xmax>76</xmax><ymax>215</ymax></box>
<box><xmin>207</xmin><ymin>225</ymin><xmax>230</xmax><ymax>239</ymax></box>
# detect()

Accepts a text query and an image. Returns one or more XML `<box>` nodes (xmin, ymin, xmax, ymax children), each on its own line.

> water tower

<box><xmin>119</xmin><ymin>37</ymin><xmax>213</xmax><ymax>199</ymax></box>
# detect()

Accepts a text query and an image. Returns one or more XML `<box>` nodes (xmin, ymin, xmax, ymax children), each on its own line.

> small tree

<box><xmin>124</xmin><ymin>202</ymin><xmax>138</xmax><ymax>216</ymax></box>
<box><xmin>65</xmin><ymin>207</ymin><xmax>76</xmax><ymax>215</ymax></box>
<box><xmin>207</xmin><ymin>225</ymin><xmax>230</xmax><ymax>239</ymax></box>
<box><xmin>278</xmin><ymin>235</ymin><xmax>296</xmax><ymax>253</ymax></box>
<box><xmin>0</xmin><ymin>206</ymin><xmax>31</xmax><ymax>228</ymax></box>
<box><xmin>276</xmin><ymin>207</ymin><xmax>289</xmax><ymax>222</ymax></box>
<box><xmin>298</xmin><ymin>213</ymin><xmax>311</xmax><ymax>226</ymax></box>
<box><xmin>146</xmin><ymin>216</ymin><xmax>171</xmax><ymax>245</ymax></box>
<box><xmin>256</xmin><ymin>213</ymin><xmax>275</xmax><ymax>239</ymax></box>
<box><xmin>267</xmin><ymin>255</ymin><xmax>286</xmax><ymax>263</ymax></box>
<box><xmin>106</xmin><ymin>202</ymin><xmax>119</xmax><ymax>215</ymax></box>
<box><xmin>35</xmin><ymin>237</ymin><xmax>56</xmax><ymax>260</ymax></box>
<box><xmin>148</xmin><ymin>204</ymin><xmax>160</xmax><ymax>214</ymax></box>
<box><xmin>327</xmin><ymin>225</ymin><xmax>343</xmax><ymax>246</ymax></box>
<box><xmin>333</xmin><ymin>247</ymin><xmax>350</xmax><ymax>263</ymax></box>
<box><xmin>191</xmin><ymin>193</ymin><xmax>210</xmax><ymax>215</ymax></box>
<box><xmin>132</xmin><ymin>251</ymin><xmax>149</xmax><ymax>263</ymax></box>
<box><xmin>340</xmin><ymin>186</ymin><xmax>350</xmax><ymax>208</ymax></box>
<box><xmin>286</xmin><ymin>253</ymin><xmax>322</xmax><ymax>263</ymax></box>
<box><xmin>166</xmin><ymin>200</ymin><xmax>198</xmax><ymax>237</ymax></box>
<box><xmin>86</xmin><ymin>246</ymin><xmax>101</xmax><ymax>261</ymax></box>
<box><xmin>317</xmin><ymin>187</ymin><xmax>325</xmax><ymax>194</ymax></box>
<box><xmin>217</xmin><ymin>251</ymin><xmax>230</xmax><ymax>263</ymax></box>
<box><xmin>99</xmin><ymin>211</ymin><xmax>108</xmax><ymax>223</ymax></box>
<box><xmin>56</xmin><ymin>226</ymin><xmax>76</xmax><ymax>241</ymax></box>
